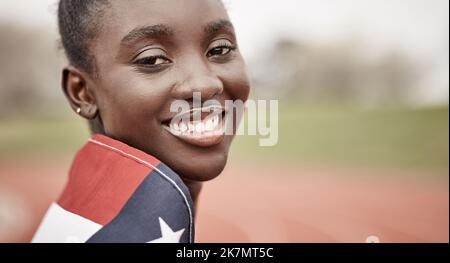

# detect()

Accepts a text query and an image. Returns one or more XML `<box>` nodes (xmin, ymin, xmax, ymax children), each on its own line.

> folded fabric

<box><xmin>32</xmin><ymin>134</ymin><xmax>195</xmax><ymax>243</ymax></box>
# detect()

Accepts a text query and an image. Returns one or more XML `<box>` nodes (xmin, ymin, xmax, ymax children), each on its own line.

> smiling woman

<box><xmin>32</xmin><ymin>0</ymin><xmax>250</xmax><ymax>243</ymax></box>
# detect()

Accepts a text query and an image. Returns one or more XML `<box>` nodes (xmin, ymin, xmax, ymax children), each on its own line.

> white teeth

<box><xmin>195</xmin><ymin>123</ymin><xmax>203</xmax><ymax>133</ymax></box>
<box><xmin>188</xmin><ymin>123</ymin><xmax>194</xmax><ymax>132</ymax></box>
<box><xmin>180</xmin><ymin>122</ymin><xmax>187</xmax><ymax>132</ymax></box>
<box><xmin>205</xmin><ymin>118</ymin><xmax>213</xmax><ymax>131</ymax></box>
<box><xmin>212</xmin><ymin>115</ymin><xmax>219</xmax><ymax>126</ymax></box>
<box><xmin>167</xmin><ymin>111</ymin><xmax>225</xmax><ymax>136</ymax></box>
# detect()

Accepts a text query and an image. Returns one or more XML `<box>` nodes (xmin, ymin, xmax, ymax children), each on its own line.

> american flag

<box><xmin>32</xmin><ymin>135</ymin><xmax>195</xmax><ymax>243</ymax></box>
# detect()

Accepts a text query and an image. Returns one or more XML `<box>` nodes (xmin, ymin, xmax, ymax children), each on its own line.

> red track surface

<box><xmin>0</xmin><ymin>159</ymin><xmax>448</xmax><ymax>243</ymax></box>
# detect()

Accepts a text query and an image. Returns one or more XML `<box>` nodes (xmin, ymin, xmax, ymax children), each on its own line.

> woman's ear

<box><xmin>61</xmin><ymin>66</ymin><xmax>98</xmax><ymax>120</ymax></box>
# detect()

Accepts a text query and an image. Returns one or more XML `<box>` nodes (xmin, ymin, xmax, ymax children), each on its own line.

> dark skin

<box><xmin>62</xmin><ymin>0</ymin><xmax>250</xmax><ymax>206</ymax></box>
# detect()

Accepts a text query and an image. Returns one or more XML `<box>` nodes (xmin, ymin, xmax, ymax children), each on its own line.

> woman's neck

<box><xmin>182</xmin><ymin>180</ymin><xmax>203</xmax><ymax>211</ymax></box>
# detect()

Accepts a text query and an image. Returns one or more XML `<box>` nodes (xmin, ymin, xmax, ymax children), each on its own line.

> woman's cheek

<box><xmin>217</xmin><ymin>59</ymin><xmax>251</xmax><ymax>101</ymax></box>
<box><xmin>110</xmin><ymin>72</ymin><xmax>168</xmax><ymax>110</ymax></box>
<box><xmin>225</xmin><ymin>73</ymin><xmax>251</xmax><ymax>102</ymax></box>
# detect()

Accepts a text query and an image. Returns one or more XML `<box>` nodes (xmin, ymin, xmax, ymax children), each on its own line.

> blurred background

<box><xmin>0</xmin><ymin>0</ymin><xmax>448</xmax><ymax>242</ymax></box>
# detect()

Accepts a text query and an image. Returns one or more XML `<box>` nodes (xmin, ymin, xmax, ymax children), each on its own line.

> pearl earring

<box><xmin>76</xmin><ymin>107</ymin><xmax>81</xmax><ymax>114</ymax></box>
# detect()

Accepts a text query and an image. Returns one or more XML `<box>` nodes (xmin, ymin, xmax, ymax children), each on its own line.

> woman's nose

<box><xmin>171</xmin><ymin>63</ymin><xmax>224</xmax><ymax>101</ymax></box>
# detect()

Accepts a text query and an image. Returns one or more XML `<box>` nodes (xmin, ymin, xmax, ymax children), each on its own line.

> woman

<box><xmin>32</xmin><ymin>0</ymin><xmax>250</xmax><ymax>243</ymax></box>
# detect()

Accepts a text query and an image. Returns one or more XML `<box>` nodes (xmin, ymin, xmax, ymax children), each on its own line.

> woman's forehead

<box><xmin>104</xmin><ymin>0</ymin><xmax>228</xmax><ymax>37</ymax></box>
<box><xmin>89</xmin><ymin>0</ymin><xmax>232</xmax><ymax>75</ymax></box>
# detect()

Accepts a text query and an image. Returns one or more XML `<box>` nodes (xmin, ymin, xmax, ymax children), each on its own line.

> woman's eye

<box><xmin>134</xmin><ymin>55</ymin><xmax>171</xmax><ymax>66</ymax></box>
<box><xmin>132</xmin><ymin>47</ymin><xmax>172</xmax><ymax>67</ymax></box>
<box><xmin>206</xmin><ymin>39</ymin><xmax>236</xmax><ymax>58</ymax></box>
<box><xmin>207</xmin><ymin>46</ymin><xmax>232</xmax><ymax>57</ymax></box>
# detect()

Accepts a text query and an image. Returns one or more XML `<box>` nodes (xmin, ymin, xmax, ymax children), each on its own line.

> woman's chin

<box><xmin>172</xmin><ymin>154</ymin><xmax>228</xmax><ymax>182</ymax></box>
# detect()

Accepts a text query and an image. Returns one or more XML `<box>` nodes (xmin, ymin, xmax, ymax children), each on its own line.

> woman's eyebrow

<box><xmin>120</xmin><ymin>20</ymin><xmax>234</xmax><ymax>47</ymax></box>
<box><xmin>120</xmin><ymin>24</ymin><xmax>174</xmax><ymax>46</ymax></box>
<box><xmin>204</xmin><ymin>19</ymin><xmax>235</xmax><ymax>35</ymax></box>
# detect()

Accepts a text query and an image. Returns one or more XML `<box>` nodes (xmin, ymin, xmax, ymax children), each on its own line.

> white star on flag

<box><xmin>147</xmin><ymin>217</ymin><xmax>185</xmax><ymax>243</ymax></box>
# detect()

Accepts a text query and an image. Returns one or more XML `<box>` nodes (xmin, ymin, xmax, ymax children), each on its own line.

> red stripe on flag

<box><xmin>58</xmin><ymin>134</ymin><xmax>161</xmax><ymax>225</ymax></box>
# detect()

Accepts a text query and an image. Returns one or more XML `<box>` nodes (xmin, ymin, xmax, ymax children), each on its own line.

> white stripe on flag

<box><xmin>32</xmin><ymin>203</ymin><xmax>102</xmax><ymax>243</ymax></box>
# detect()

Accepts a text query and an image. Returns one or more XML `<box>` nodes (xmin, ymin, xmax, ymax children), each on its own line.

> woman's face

<box><xmin>87</xmin><ymin>0</ymin><xmax>250</xmax><ymax>181</ymax></box>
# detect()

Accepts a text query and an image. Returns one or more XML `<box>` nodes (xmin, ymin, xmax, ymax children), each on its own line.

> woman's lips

<box><xmin>162</xmin><ymin>107</ymin><xmax>226</xmax><ymax>147</ymax></box>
